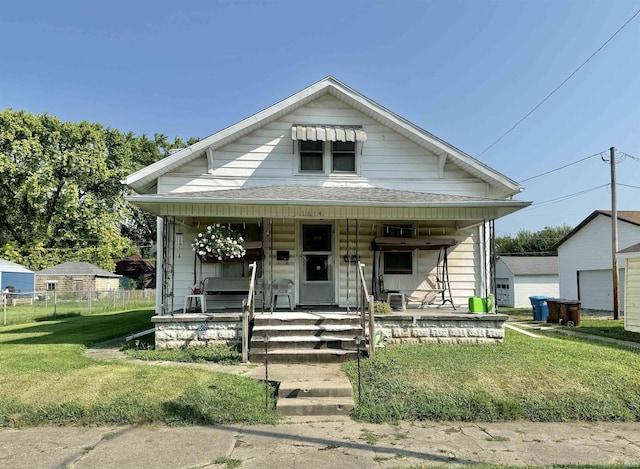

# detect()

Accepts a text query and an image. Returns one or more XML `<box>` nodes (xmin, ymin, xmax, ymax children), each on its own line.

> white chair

<box><xmin>271</xmin><ymin>278</ymin><xmax>294</xmax><ymax>311</ymax></box>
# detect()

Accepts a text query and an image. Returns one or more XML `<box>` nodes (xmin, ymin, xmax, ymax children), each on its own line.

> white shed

<box><xmin>556</xmin><ymin>210</ymin><xmax>640</xmax><ymax>312</ymax></box>
<box><xmin>495</xmin><ymin>256</ymin><xmax>559</xmax><ymax>308</ymax></box>
<box><xmin>619</xmin><ymin>243</ymin><xmax>640</xmax><ymax>332</ymax></box>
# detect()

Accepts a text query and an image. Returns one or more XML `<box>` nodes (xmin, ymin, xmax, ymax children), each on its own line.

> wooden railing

<box><xmin>357</xmin><ymin>262</ymin><xmax>375</xmax><ymax>357</ymax></box>
<box><xmin>241</xmin><ymin>261</ymin><xmax>258</xmax><ymax>363</ymax></box>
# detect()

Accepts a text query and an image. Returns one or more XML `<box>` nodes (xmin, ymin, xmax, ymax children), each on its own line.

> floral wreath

<box><xmin>192</xmin><ymin>224</ymin><xmax>246</xmax><ymax>261</ymax></box>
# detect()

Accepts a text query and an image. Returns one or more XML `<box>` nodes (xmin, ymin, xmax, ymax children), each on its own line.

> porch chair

<box><xmin>270</xmin><ymin>278</ymin><xmax>294</xmax><ymax>312</ymax></box>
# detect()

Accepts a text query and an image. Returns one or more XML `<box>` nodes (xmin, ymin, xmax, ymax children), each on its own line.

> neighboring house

<box><xmin>0</xmin><ymin>259</ymin><xmax>35</xmax><ymax>304</ymax></box>
<box><xmin>556</xmin><ymin>210</ymin><xmax>640</xmax><ymax>311</ymax></box>
<box><xmin>35</xmin><ymin>262</ymin><xmax>121</xmax><ymax>293</ymax></box>
<box><xmin>495</xmin><ymin>256</ymin><xmax>559</xmax><ymax>308</ymax></box>
<box><xmin>125</xmin><ymin>76</ymin><xmax>530</xmax><ymax>316</ymax></box>
<box><xmin>618</xmin><ymin>243</ymin><xmax>640</xmax><ymax>332</ymax></box>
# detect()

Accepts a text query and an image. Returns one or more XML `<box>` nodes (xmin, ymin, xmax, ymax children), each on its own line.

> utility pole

<box><xmin>610</xmin><ymin>147</ymin><xmax>620</xmax><ymax>320</ymax></box>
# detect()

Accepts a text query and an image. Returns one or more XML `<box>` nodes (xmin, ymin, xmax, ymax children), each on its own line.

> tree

<box><xmin>0</xmin><ymin>109</ymin><xmax>197</xmax><ymax>270</ymax></box>
<box><xmin>495</xmin><ymin>225</ymin><xmax>573</xmax><ymax>256</ymax></box>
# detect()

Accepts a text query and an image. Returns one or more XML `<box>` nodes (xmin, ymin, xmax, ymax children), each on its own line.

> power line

<box><xmin>518</xmin><ymin>151</ymin><xmax>605</xmax><ymax>183</ymax></box>
<box><xmin>519</xmin><ymin>184</ymin><xmax>609</xmax><ymax>212</ymax></box>
<box><xmin>619</xmin><ymin>183</ymin><xmax>640</xmax><ymax>190</ymax></box>
<box><xmin>620</xmin><ymin>151</ymin><xmax>640</xmax><ymax>162</ymax></box>
<box><xmin>477</xmin><ymin>8</ymin><xmax>640</xmax><ymax>159</ymax></box>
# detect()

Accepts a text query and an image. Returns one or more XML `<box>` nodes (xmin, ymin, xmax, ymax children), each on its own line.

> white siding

<box><xmin>625</xmin><ymin>257</ymin><xmax>640</xmax><ymax>332</ymax></box>
<box><xmin>513</xmin><ymin>275</ymin><xmax>560</xmax><ymax>308</ymax></box>
<box><xmin>558</xmin><ymin>214</ymin><xmax>640</xmax><ymax>310</ymax></box>
<box><xmin>158</xmin><ymin>94</ymin><xmax>489</xmax><ymax>197</ymax></box>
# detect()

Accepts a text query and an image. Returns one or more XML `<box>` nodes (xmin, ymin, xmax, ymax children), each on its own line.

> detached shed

<box><xmin>0</xmin><ymin>259</ymin><xmax>35</xmax><ymax>302</ymax></box>
<box><xmin>495</xmin><ymin>256</ymin><xmax>559</xmax><ymax>308</ymax></box>
<box><xmin>619</xmin><ymin>243</ymin><xmax>640</xmax><ymax>332</ymax></box>
<box><xmin>35</xmin><ymin>262</ymin><xmax>121</xmax><ymax>293</ymax></box>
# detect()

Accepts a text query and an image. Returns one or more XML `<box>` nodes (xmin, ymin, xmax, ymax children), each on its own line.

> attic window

<box><xmin>293</xmin><ymin>125</ymin><xmax>365</xmax><ymax>175</ymax></box>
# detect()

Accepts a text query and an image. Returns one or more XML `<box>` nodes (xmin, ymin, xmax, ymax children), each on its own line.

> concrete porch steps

<box><xmin>277</xmin><ymin>375</ymin><xmax>355</xmax><ymax>416</ymax></box>
<box><xmin>251</xmin><ymin>347</ymin><xmax>359</xmax><ymax>363</ymax></box>
<box><xmin>249</xmin><ymin>312</ymin><xmax>364</xmax><ymax>364</ymax></box>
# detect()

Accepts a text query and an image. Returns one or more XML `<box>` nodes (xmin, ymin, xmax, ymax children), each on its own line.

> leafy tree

<box><xmin>495</xmin><ymin>224</ymin><xmax>573</xmax><ymax>256</ymax></box>
<box><xmin>0</xmin><ymin>109</ymin><xmax>197</xmax><ymax>270</ymax></box>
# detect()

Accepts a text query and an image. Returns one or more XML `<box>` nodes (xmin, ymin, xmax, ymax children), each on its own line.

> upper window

<box><xmin>300</xmin><ymin>140</ymin><xmax>324</xmax><ymax>172</ymax></box>
<box><xmin>332</xmin><ymin>141</ymin><xmax>356</xmax><ymax>172</ymax></box>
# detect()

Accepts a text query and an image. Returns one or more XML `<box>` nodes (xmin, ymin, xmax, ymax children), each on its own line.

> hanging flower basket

<box><xmin>192</xmin><ymin>224</ymin><xmax>246</xmax><ymax>262</ymax></box>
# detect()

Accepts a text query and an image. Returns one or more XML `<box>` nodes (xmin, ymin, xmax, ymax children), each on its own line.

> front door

<box><xmin>299</xmin><ymin>224</ymin><xmax>335</xmax><ymax>305</ymax></box>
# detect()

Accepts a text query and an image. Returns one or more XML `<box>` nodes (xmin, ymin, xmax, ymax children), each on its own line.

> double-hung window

<box><xmin>332</xmin><ymin>141</ymin><xmax>356</xmax><ymax>172</ymax></box>
<box><xmin>293</xmin><ymin>125</ymin><xmax>365</xmax><ymax>175</ymax></box>
<box><xmin>300</xmin><ymin>140</ymin><xmax>324</xmax><ymax>172</ymax></box>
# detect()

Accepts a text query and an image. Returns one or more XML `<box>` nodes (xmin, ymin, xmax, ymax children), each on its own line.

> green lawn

<box><xmin>0</xmin><ymin>309</ymin><xmax>277</xmax><ymax>427</ymax></box>
<box><xmin>4</xmin><ymin>308</ymin><xmax>640</xmax><ymax>428</ymax></box>
<box><xmin>343</xmin><ymin>329</ymin><xmax>640</xmax><ymax>423</ymax></box>
<box><xmin>574</xmin><ymin>319</ymin><xmax>640</xmax><ymax>343</ymax></box>
<box><xmin>1</xmin><ymin>293</ymin><xmax>155</xmax><ymax>326</ymax></box>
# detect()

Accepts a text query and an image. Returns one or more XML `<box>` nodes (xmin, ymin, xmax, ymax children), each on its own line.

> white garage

<box><xmin>495</xmin><ymin>256</ymin><xmax>559</xmax><ymax>308</ymax></box>
<box><xmin>557</xmin><ymin>210</ymin><xmax>640</xmax><ymax>312</ymax></box>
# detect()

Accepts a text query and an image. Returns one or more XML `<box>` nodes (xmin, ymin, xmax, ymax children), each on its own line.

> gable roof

<box><xmin>0</xmin><ymin>259</ymin><xmax>34</xmax><ymax>274</ymax></box>
<box><xmin>36</xmin><ymin>262</ymin><xmax>121</xmax><ymax>278</ymax></box>
<box><xmin>619</xmin><ymin>242</ymin><xmax>640</xmax><ymax>254</ymax></box>
<box><xmin>498</xmin><ymin>256</ymin><xmax>558</xmax><ymax>276</ymax></box>
<box><xmin>124</xmin><ymin>76</ymin><xmax>522</xmax><ymax>197</ymax></box>
<box><xmin>555</xmin><ymin>210</ymin><xmax>640</xmax><ymax>249</ymax></box>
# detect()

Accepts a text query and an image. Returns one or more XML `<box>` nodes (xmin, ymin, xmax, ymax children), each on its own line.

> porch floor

<box><xmin>189</xmin><ymin>304</ymin><xmax>500</xmax><ymax>319</ymax></box>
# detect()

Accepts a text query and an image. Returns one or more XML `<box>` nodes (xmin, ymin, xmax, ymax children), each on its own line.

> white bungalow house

<box><xmin>495</xmin><ymin>256</ymin><xmax>559</xmax><ymax>308</ymax></box>
<box><xmin>124</xmin><ymin>77</ymin><xmax>530</xmax><ymax>358</ymax></box>
<box><xmin>556</xmin><ymin>210</ymin><xmax>640</xmax><ymax>312</ymax></box>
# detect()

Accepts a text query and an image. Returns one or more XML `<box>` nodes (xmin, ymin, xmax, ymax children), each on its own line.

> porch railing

<box><xmin>357</xmin><ymin>262</ymin><xmax>375</xmax><ymax>357</ymax></box>
<box><xmin>241</xmin><ymin>261</ymin><xmax>258</xmax><ymax>363</ymax></box>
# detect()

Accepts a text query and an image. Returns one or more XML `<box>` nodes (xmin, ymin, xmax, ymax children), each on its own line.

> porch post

<box><xmin>155</xmin><ymin>216</ymin><xmax>165</xmax><ymax>316</ymax></box>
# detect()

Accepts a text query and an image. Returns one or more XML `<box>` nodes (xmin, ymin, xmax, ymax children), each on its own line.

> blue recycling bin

<box><xmin>529</xmin><ymin>296</ymin><xmax>549</xmax><ymax>322</ymax></box>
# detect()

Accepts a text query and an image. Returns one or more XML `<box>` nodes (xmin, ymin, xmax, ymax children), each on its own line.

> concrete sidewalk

<box><xmin>2</xmin><ymin>419</ymin><xmax>640</xmax><ymax>468</ymax></box>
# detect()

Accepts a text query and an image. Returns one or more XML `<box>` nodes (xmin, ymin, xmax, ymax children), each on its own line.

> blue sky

<box><xmin>1</xmin><ymin>0</ymin><xmax>639</xmax><ymax>236</ymax></box>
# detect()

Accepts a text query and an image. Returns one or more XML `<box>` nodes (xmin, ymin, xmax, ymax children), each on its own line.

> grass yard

<box><xmin>0</xmin><ymin>309</ymin><xmax>277</xmax><ymax>427</ymax></box>
<box><xmin>574</xmin><ymin>319</ymin><xmax>640</xmax><ymax>344</ymax></box>
<box><xmin>343</xmin><ymin>329</ymin><xmax>640</xmax><ymax>423</ymax></box>
<box><xmin>1</xmin><ymin>292</ymin><xmax>155</xmax><ymax>326</ymax></box>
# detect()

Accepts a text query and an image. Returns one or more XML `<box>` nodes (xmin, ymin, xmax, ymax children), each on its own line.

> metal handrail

<box><xmin>242</xmin><ymin>261</ymin><xmax>258</xmax><ymax>363</ymax></box>
<box><xmin>357</xmin><ymin>262</ymin><xmax>375</xmax><ymax>357</ymax></box>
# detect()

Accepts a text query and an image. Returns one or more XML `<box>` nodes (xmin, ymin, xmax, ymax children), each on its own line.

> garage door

<box><xmin>496</xmin><ymin>278</ymin><xmax>512</xmax><ymax>307</ymax></box>
<box><xmin>578</xmin><ymin>269</ymin><xmax>626</xmax><ymax>311</ymax></box>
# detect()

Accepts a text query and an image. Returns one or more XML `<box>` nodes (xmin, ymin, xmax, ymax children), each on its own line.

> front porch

<box><xmin>152</xmin><ymin>306</ymin><xmax>508</xmax><ymax>359</ymax></box>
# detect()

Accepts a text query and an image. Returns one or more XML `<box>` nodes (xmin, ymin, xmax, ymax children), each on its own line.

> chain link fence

<box><xmin>1</xmin><ymin>289</ymin><xmax>156</xmax><ymax>326</ymax></box>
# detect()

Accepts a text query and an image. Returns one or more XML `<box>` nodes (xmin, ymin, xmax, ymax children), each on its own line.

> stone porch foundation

<box><xmin>152</xmin><ymin>311</ymin><xmax>507</xmax><ymax>350</ymax></box>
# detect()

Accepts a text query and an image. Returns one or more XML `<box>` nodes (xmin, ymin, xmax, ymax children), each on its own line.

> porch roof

<box><xmin>127</xmin><ymin>186</ymin><xmax>530</xmax><ymax>227</ymax></box>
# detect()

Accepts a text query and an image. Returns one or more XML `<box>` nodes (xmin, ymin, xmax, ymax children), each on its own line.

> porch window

<box><xmin>300</xmin><ymin>140</ymin><xmax>324</xmax><ymax>171</ymax></box>
<box><xmin>332</xmin><ymin>141</ymin><xmax>356</xmax><ymax>172</ymax></box>
<box><xmin>383</xmin><ymin>252</ymin><xmax>413</xmax><ymax>275</ymax></box>
<box><xmin>382</xmin><ymin>223</ymin><xmax>415</xmax><ymax>274</ymax></box>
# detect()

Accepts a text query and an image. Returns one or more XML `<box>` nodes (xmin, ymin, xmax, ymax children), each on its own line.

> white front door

<box><xmin>299</xmin><ymin>223</ymin><xmax>335</xmax><ymax>305</ymax></box>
